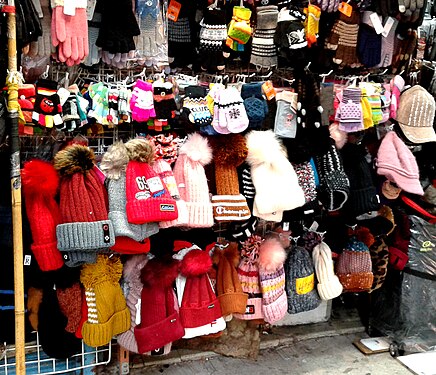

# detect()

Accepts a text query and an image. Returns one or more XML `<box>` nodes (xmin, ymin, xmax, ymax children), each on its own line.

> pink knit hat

<box><xmin>172</xmin><ymin>133</ymin><xmax>214</xmax><ymax>228</ymax></box>
<box><xmin>376</xmin><ymin>131</ymin><xmax>424</xmax><ymax>196</ymax></box>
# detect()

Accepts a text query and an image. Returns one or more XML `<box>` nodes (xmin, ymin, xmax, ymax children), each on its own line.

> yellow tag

<box><xmin>167</xmin><ymin>0</ymin><xmax>182</xmax><ymax>22</ymax></box>
<box><xmin>338</xmin><ymin>2</ymin><xmax>352</xmax><ymax>17</ymax></box>
<box><xmin>262</xmin><ymin>80</ymin><xmax>276</xmax><ymax>101</ymax></box>
<box><xmin>295</xmin><ymin>273</ymin><xmax>315</xmax><ymax>295</ymax></box>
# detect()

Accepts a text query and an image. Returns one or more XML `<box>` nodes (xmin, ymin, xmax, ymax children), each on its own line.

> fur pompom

<box><xmin>258</xmin><ymin>238</ymin><xmax>287</xmax><ymax>272</ymax></box>
<box><xmin>125</xmin><ymin>138</ymin><xmax>156</xmax><ymax>164</ymax></box>
<box><xmin>100</xmin><ymin>141</ymin><xmax>129</xmax><ymax>179</ymax></box>
<box><xmin>179</xmin><ymin>133</ymin><xmax>212</xmax><ymax>166</ymax></box>
<box><xmin>141</xmin><ymin>258</ymin><xmax>180</xmax><ymax>288</ymax></box>
<box><xmin>348</xmin><ymin>226</ymin><xmax>375</xmax><ymax>248</ymax></box>
<box><xmin>80</xmin><ymin>255</ymin><xmax>123</xmax><ymax>288</ymax></box>
<box><xmin>329</xmin><ymin>123</ymin><xmax>347</xmax><ymax>150</ymax></box>
<box><xmin>211</xmin><ymin>134</ymin><xmax>247</xmax><ymax>167</ymax></box>
<box><xmin>54</xmin><ymin>145</ymin><xmax>95</xmax><ymax>176</ymax></box>
<box><xmin>22</xmin><ymin>159</ymin><xmax>59</xmax><ymax>196</ymax></box>
<box><xmin>180</xmin><ymin>249</ymin><xmax>212</xmax><ymax>276</ymax></box>
<box><xmin>246</xmin><ymin>130</ymin><xmax>286</xmax><ymax>166</ymax></box>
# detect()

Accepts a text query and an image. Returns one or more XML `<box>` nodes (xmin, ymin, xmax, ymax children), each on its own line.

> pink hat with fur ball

<box><xmin>376</xmin><ymin>131</ymin><xmax>424</xmax><ymax>196</ymax></box>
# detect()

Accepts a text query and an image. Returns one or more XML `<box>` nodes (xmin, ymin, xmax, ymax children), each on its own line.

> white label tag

<box><xmin>382</xmin><ymin>17</ymin><xmax>396</xmax><ymax>38</ymax></box>
<box><xmin>86</xmin><ymin>0</ymin><xmax>97</xmax><ymax>20</ymax></box>
<box><xmin>147</xmin><ymin>176</ymin><xmax>164</xmax><ymax>193</ymax></box>
<box><xmin>63</xmin><ymin>0</ymin><xmax>76</xmax><ymax>16</ymax></box>
<box><xmin>370</xmin><ymin>12</ymin><xmax>384</xmax><ymax>35</ymax></box>
<box><xmin>24</xmin><ymin>255</ymin><xmax>31</xmax><ymax>266</ymax></box>
<box><xmin>309</xmin><ymin>221</ymin><xmax>319</xmax><ymax>232</ymax></box>
<box><xmin>135</xmin><ymin>299</ymin><xmax>142</xmax><ymax>325</ymax></box>
<box><xmin>283</xmin><ymin>222</ymin><xmax>290</xmax><ymax>231</ymax></box>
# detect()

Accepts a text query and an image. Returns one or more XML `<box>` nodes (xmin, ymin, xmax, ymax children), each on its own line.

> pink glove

<box><xmin>130</xmin><ymin>80</ymin><xmax>156</xmax><ymax>122</ymax></box>
<box><xmin>390</xmin><ymin>75</ymin><xmax>405</xmax><ymax>120</ymax></box>
<box><xmin>51</xmin><ymin>0</ymin><xmax>88</xmax><ymax>66</ymax></box>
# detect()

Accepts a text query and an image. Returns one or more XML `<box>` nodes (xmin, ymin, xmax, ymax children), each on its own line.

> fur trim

<box><xmin>125</xmin><ymin>138</ymin><xmax>156</xmax><ymax>164</ymax></box>
<box><xmin>258</xmin><ymin>238</ymin><xmax>287</xmax><ymax>272</ymax></box>
<box><xmin>122</xmin><ymin>254</ymin><xmax>148</xmax><ymax>282</ymax></box>
<box><xmin>223</xmin><ymin>242</ymin><xmax>240</xmax><ymax>268</ymax></box>
<box><xmin>246</xmin><ymin>130</ymin><xmax>286</xmax><ymax>167</ymax></box>
<box><xmin>22</xmin><ymin>159</ymin><xmax>59</xmax><ymax>197</ymax></box>
<box><xmin>53</xmin><ymin>145</ymin><xmax>95</xmax><ymax>176</ymax></box>
<box><xmin>211</xmin><ymin>135</ymin><xmax>247</xmax><ymax>167</ymax></box>
<box><xmin>329</xmin><ymin>123</ymin><xmax>347</xmax><ymax>150</ymax></box>
<box><xmin>179</xmin><ymin>133</ymin><xmax>212</xmax><ymax>166</ymax></box>
<box><xmin>180</xmin><ymin>249</ymin><xmax>212</xmax><ymax>276</ymax></box>
<box><xmin>100</xmin><ymin>141</ymin><xmax>129</xmax><ymax>179</ymax></box>
<box><xmin>141</xmin><ymin>258</ymin><xmax>180</xmax><ymax>288</ymax></box>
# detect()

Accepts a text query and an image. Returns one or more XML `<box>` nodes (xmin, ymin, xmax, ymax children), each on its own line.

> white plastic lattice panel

<box><xmin>0</xmin><ymin>332</ymin><xmax>111</xmax><ymax>375</ymax></box>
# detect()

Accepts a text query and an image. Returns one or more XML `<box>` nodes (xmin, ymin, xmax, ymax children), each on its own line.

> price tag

<box><xmin>382</xmin><ymin>17</ymin><xmax>396</xmax><ymax>37</ymax></box>
<box><xmin>338</xmin><ymin>2</ymin><xmax>352</xmax><ymax>17</ymax></box>
<box><xmin>63</xmin><ymin>0</ymin><xmax>76</xmax><ymax>16</ymax></box>
<box><xmin>370</xmin><ymin>12</ymin><xmax>384</xmax><ymax>35</ymax></box>
<box><xmin>24</xmin><ymin>255</ymin><xmax>31</xmax><ymax>266</ymax></box>
<box><xmin>262</xmin><ymin>80</ymin><xmax>276</xmax><ymax>100</ymax></box>
<box><xmin>167</xmin><ymin>0</ymin><xmax>182</xmax><ymax>22</ymax></box>
<box><xmin>282</xmin><ymin>222</ymin><xmax>290</xmax><ymax>231</ymax></box>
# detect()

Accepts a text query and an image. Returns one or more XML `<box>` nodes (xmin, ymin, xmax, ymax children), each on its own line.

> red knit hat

<box><xmin>125</xmin><ymin>139</ymin><xmax>178</xmax><ymax>224</ymax></box>
<box><xmin>134</xmin><ymin>258</ymin><xmax>184</xmax><ymax>354</ymax></box>
<box><xmin>111</xmin><ymin>236</ymin><xmax>151</xmax><ymax>254</ymax></box>
<box><xmin>179</xmin><ymin>248</ymin><xmax>222</xmax><ymax>329</ymax></box>
<box><xmin>22</xmin><ymin>159</ymin><xmax>64</xmax><ymax>271</ymax></box>
<box><xmin>54</xmin><ymin>145</ymin><xmax>115</xmax><ymax>265</ymax></box>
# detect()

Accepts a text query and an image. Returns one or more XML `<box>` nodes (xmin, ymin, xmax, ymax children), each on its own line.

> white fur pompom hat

<box><xmin>245</xmin><ymin>130</ymin><xmax>306</xmax><ymax>222</ymax></box>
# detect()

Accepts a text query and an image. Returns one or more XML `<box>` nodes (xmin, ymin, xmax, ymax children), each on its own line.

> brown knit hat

<box><xmin>27</xmin><ymin>287</ymin><xmax>43</xmax><ymax>331</ymax></box>
<box><xmin>213</xmin><ymin>241</ymin><xmax>248</xmax><ymax>316</ymax></box>
<box><xmin>57</xmin><ymin>282</ymin><xmax>83</xmax><ymax>333</ymax></box>
<box><xmin>210</xmin><ymin>135</ymin><xmax>251</xmax><ymax>222</ymax></box>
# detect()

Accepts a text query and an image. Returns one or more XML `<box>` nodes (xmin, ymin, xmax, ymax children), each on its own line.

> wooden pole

<box><xmin>3</xmin><ymin>0</ymin><xmax>26</xmax><ymax>373</ymax></box>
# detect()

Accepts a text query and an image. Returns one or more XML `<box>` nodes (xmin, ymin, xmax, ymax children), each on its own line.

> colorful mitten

<box><xmin>32</xmin><ymin>79</ymin><xmax>63</xmax><ymax>128</ymax></box>
<box><xmin>227</xmin><ymin>6</ymin><xmax>252</xmax><ymax>51</ymax></box>
<box><xmin>130</xmin><ymin>80</ymin><xmax>156</xmax><ymax>122</ymax></box>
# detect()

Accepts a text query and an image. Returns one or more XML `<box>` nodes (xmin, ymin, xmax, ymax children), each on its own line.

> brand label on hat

<box><xmin>160</xmin><ymin>204</ymin><xmax>175</xmax><ymax>212</ymax></box>
<box><xmin>102</xmin><ymin>223</ymin><xmax>111</xmax><ymax>243</ymax></box>
<box><xmin>245</xmin><ymin>305</ymin><xmax>255</xmax><ymax>315</ymax></box>
<box><xmin>295</xmin><ymin>273</ymin><xmax>315</xmax><ymax>295</ymax></box>
<box><xmin>147</xmin><ymin>176</ymin><xmax>165</xmax><ymax>193</ymax></box>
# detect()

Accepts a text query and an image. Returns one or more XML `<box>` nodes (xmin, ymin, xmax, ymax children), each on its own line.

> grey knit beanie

<box><xmin>62</xmin><ymin>251</ymin><xmax>97</xmax><ymax>268</ymax></box>
<box><xmin>285</xmin><ymin>246</ymin><xmax>321</xmax><ymax>314</ymax></box>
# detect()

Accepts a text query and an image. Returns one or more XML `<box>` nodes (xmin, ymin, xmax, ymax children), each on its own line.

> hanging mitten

<box><xmin>198</xmin><ymin>8</ymin><xmax>227</xmax><ymax>72</ymax></box>
<box><xmin>182</xmin><ymin>85</ymin><xmax>212</xmax><ymax>129</ymax></box>
<box><xmin>360</xmin><ymin>88</ymin><xmax>374</xmax><ymax>129</ymax></box>
<box><xmin>223</xmin><ymin>87</ymin><xmax>249</xmax><ymax>134</ymax></box>
<box><xmin>32</xmin><ymin>79</ymin><xmax>63</xmax><ymax>128</ymax></box>
<box><xmin>336</xmin><ymin>87</ymin><xmax>364</xmax><ymax>133</ymax></box>
<box><xmin>130</xmin><ymin>80</ymin><xmax>156</xmax><ymax>123</ymax></box>
<box><xmin>226</xmin><ymin>6</ymin><xmax>252</xmax><ymax>51</ymax></box>
<box><xmin>241</xmin><ymin>82</ymin><xmax>269</xmax><ymax>130</ymax></box>
<box><xmin>304</xmin><ymin>4</ymin><xmax>321</xmax><ymax>47</ymax></box>
<box><xmin>61</xmin><ymin>92</ymin><xmax>81</xmax><ymax>131</ymax></box>
<box><xmin>152</xmin><ymin>81</ymin><xmax>176</xmax><ymax>131</ymax></box>
<box><xmin>357</xmin><ymin>13</ymin><xmax>382</xmax><ymax>68</ymax></box>
<box><xmin>250</xmin><ymin>5</ymin><xmax>279</xmax><ymax>68</ymax></box>
<box><xmin>27</xmin><ymin>0</ymin><xmax>52</xmax><ymax>58</ymax></box>
<box><xmin>87</xmin><ymin>82</ymin><xmax>109</xmax><ymax>125</ymax></box>
<box><xmin>135</xmin><ymin>9</ymin><xmax>166</xmax><ymax>65</ymax></box>
<box><xmin>83</xmin><ymin>10</ymin><xmax>102</xmax><ymax>66</ymax></box>
<box><xmin>118</xmin><ymin>87</ymin><xmax>130</xmax><ymax>121</ymax></box>
<box><xmin>376</xmin><ymin>17</ymin><xmax>398</xmax><ymax>68</ymax></box>
<box><xmin>390</xmin><ymin>75</ymin><xmax>405</xmax><ymax>120</ymax></box>
<box><xmin>317</xmin><ymin>0</ymin><xmax>340</xmax><ymax>12</ymax></box>
<box><xmin>107</xmin><ymin>88</ymin><xmax>119</xmax><ymax>126</ymax></box>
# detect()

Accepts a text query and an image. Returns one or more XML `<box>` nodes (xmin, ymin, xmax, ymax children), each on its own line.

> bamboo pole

<box><xmin>3</xmin><ymin>0</ymin><xmax>26</xmax><ymax>373</ymax></box>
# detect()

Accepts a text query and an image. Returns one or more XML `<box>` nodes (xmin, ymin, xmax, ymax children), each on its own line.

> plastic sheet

<box><xmin>369</xmin><ymin>215</ymin><xmax>436</xmax><ymax>354</ymax></box>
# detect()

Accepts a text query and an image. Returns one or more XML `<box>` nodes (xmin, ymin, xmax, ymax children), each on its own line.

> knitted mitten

<box><xmin>61</xmin><ymin>93</ymin><xmax>81</xmax><ymax>131</ymax></box>
<box><xmin>227</xmin><ymin>6</ymin><xmax>252</xmax><ymax>51</ymax></box>
<box><xmin>32</xmin><ymin>79</ymin><xmax>63</xmax><ymax>128</ymax></box>
<box><xmin>250</xmin><ymin>6</ymin><xmax>278</xmax><ymax>68</ymax></box>
<box><xmin>336</xmin><ymin>87</ymin><xmax>363</xmax><ymax>133</ymax></box>
<box><xmin>305</xmin><ymin>4</ymin><xmax>321</xmax><ymax>47</ymax></box>
<box><xmin>130</xmin><ymin>80</ymin><xmax>156</xmax><ymax>122</ymax></box>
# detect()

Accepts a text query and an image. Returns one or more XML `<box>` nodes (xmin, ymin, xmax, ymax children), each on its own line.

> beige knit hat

<box><xmin>397</xmin><ymin>85</ymin><xmax>436</xmax><ymax>144</ymax></box>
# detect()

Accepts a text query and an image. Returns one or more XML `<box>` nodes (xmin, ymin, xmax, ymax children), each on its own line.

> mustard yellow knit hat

<box><xmin>80</xmin><ymin>255</ymin><xmax>131</xmax><ymax>347</ymax></box>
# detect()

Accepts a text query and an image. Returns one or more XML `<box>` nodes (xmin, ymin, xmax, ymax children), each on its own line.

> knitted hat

<box><xmin>293</xmin><ymin>161</ymin><xmax>317</xmax><ymax>204</ymax></box>
<box><xmin>258</xmin><ymin>238</ymin><xmax>288</xmax><ymax>324</ymax></box>
<box><xmin>38</xmin><ymin>287</ymin><xmax>82</xmax><ymax>359</ymax></box>
<box><xmin>285</xmin><ymin>245</ymin><xmax>321</xmax><ymax>314</ymax></box>
<box><xmin>54</xmin><ymin>145</ymin><xmax>115</xmax><ymax>264</ymax></box>
<box><xmin>341</xmin><ymin>143</ymin><xmax>380</xmax><ymax>216</ymax></box>
<box><xmin>315</xmin><ymin>141</ymin><xmax>350</xmax><ymax>211</ymax></box>
<box><xmin>336</xmin><ymin>237</ymin><xmax>374</xmax><ymax>292</ymax></box>
<box><xmin>234</xmin><ymin>235</ymin><xmax>264</xmax><ymax>320</ymax></box>
<box><xmin>57</xmin><ymin>282</ymin><xmax>82</xmax><ymax>334</ymax></box>
<box><xmin>211</xmin><ymin>135</ymin><xmax>251</xmax><ymax>222</ymax></box>
<box><xmin>212</xmin><ymin>242</ymin><xmax>248</xmax><ymax>316</ymax></box>
<box><xmin>172</xmin><ymin>133</ymin><xmax>214</xmax><ymax>228</ymax></box>
<box><xmin>178</xmin><ymin>248</ymin><xmax>223</xmax><ymax>329</ymax></box>
<box><xmin>80</xmin><ymin>255</ymin><xmax>131</xmax><ymax>347</ymax></box>
<box><xmin>22</xmin><ymin>159</ymin><xmax>64</xmax><ymax>271</ymax></box>
<box><xmin>101</xmin><ymin>142</ymin><xmax>159</xmax><ymax>242</ymax></box>
<box><xmin>125</xmin><ymin>139</ymin><xmax>178</xmax><ymax>224</ymax></box>
<box><xmin>396</xmin><ymin>85</ymin><xmax>436</xmax><ymax>144</ymax></box>
<box><xmin>312</xmin><ymin>241</ymin><xmax>343</xmax><ymax>300</ymax></box>
<box><xmin>117</xmin><ymin>255</ymin><xmax>149</xmax><ymax>354</ymax></box>
<box><xmin>357</xmin><ymin>205</ymin><xmax>396</xmax><ymax>237</ymax></box>
<box><xmin>134</xmin><ymin>258</ymin><xmax>185</xmax><ymax>354</ymax></box>
<box><xmin>369</xmin><ymin>237</ymin><xmax>389</xmax><ymax>293</ymax></box>
<box><xmin>246</xmin><ymin>130</ymin><xmax>306</xmax><ymax>222</ymax></box>
<box><xmin>376</xmin><ymin>131</ymin><xmax>424</xmax><ymax>196</ymax></box>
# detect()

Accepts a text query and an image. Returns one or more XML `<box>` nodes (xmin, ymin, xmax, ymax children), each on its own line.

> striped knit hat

<box><xmin>397</xmin><ymin>85</ymin><xmax>436</xmax><ymax>144</ymax></box>
<box><xmin>258</xmin><ymin>238</ymin><xmax>288</xmax><ymax>324</ymax></box>
<box><xmin>234</xmin><ymin>235</ymin><xmax>264</xmax><ymax>320</ymax></box>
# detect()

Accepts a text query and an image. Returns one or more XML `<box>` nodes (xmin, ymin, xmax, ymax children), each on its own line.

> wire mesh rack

<box><xmin>0</xmin><ymin>333</ymin><xmax>111</xmax><ymax>375</ymax></box>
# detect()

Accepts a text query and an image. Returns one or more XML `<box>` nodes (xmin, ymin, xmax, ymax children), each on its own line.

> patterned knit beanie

<box><xmin>80</xmin><ymin>255</ymin><xmax>130</xmax><ymax>347</ymax></box>
<box><xmin>285</xmin><ymin>245</ymin><xmax>321</xmax><ymax>314</ymax></box>
<box><xmin>125</xmin><ymin>138</ymin><xmax>178</xmax><ymax>224</ymax></box>
<box><xmin>234</xmin><ymin>235</ymin><xmax>264</xmax><ymax>320</ymax></box>
<box><xmin>336</xmin><ymin>236</ymin><xmax>374</xmax><ymax>292</ymax></box>
<box><xmin>172</xmin><ymin>133</ymin><xmax>214</xmax><ymax>228</ymax></box>
<box><xmin>258</xmin><ymin>238</ymin><xmax>288</xmax><ymax>323</ymax></box>
<box><xmin>54</xmin><ymin>145</ymin><xmax>115</xmax><ymax>267</ymax></box>
<box><xmin>22</xmin><ymin>159</ymin><xmax>64</xmax><ymax>271</ymax></box>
